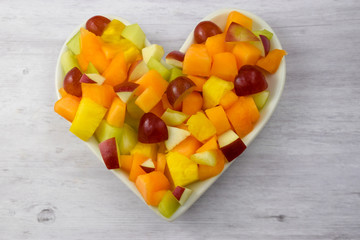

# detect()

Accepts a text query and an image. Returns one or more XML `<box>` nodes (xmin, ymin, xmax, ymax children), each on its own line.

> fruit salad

<box><xmin>54</xmin><ymin>11</ymin><xmax>286</xmax><ymax>218</ymax></box>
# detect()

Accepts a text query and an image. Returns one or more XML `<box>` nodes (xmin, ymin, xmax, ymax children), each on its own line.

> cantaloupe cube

<box><xmin>54</xmin><ymin>94</ymin><xmax>80</xmax><ymax>122</ymax></box>
<box><xmin>198</xmin><ymin>150</ymin><xmax>225</xmax><ymax>180</ymax></box>
<box><xmin>205</xmin><ymin>106</ymin><xmax>231</xmax><ymax>135</ymax></box>
<box><xmin>81</xmin><ymin>83</ymin><xmax>116</xmax><ymax>109</ymax></box>
<box><xmin>210</xmin><ymin>52</ymin><xmax>238</xmax><ymax>82</ymax></box>
<box><xmin>135</xmin><ymin>87</ymin><xmax>162</xmax><ymax>113</ymax></box>
<box><xmin>106</xmin><ymin>97</ymin><xmax>126</xmax><ymax>128</ymax></box>
<box><xmin>224</xmin><ymin>11</ymin><xmax>253</xmax><ymax>32</ymax></box>
<box><xmin>232</xmin><ymin>42</ymin><xmax>261</xmax><ymax>69</ymax></box>
<box><xmin>183</xmin><ymin>44</ymin><xmax>212</xmax><ymax>77</ymax></box>
<box><xmin>102</xmin><ymin>52</ymin><xmax>128</xmax><ymax>86</ymax></box>
<box><xmin>205</xmin><ymin>33</ymin><xmax>226</xmax><ymax>57</ymax></box>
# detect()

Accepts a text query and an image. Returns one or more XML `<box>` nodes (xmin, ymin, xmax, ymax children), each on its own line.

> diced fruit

<box><xmin>187</xmin><ymin>76</ymin><xmax>206</xmax><ymax>92</ymax></box>
<box><xmin>150</xmin><ymin>101</ymin><xmax>166</xmax><ymax>118</ymax></box>
<box><xmin>165</xmin><ymin>126</ymin><xmax>190</xmax><ymax>151</ymax></box>
<box><xmin>99</xmin><ymin>137</ymin><xmax>120</xmax><ymax>169</ymax></box>
<box><xmin>131</xmin><ymin>142</ymin><xmax>158</xmax><ymax>161</ymax></box>
<box><xmin>101</xmin><ymin>19</ymin><xmax>126</xmax><ymax>43</ymax></box>
<box><xmin>95</xmin><ymin>120</ymin><xmax>123</xmax><ymax>143</ymax></box>
<box><xmin>128</xmin><ymin>60</ymin><xmax>149</xmax><ymax>82</ymax></box>
<box><xmin>63</xmin><ymin>67</ymin><xmax>82</xmax><ymax>97</ymax></box>
<box><xmin>142</xmin><ymin>44</ymin><xmax>164</xmax><ymax>64</ymax></box>
<box><xmin>101</xmin><ymin>39</ymin><xmax>137</xmax><ymax>60</ymax></box>
<box><xmin>86</xmin><ymin>15</ymin><xmax>110</xmax><ymax>36</ymax></box>
<box><xmin>196</xmin><ymin>135</ymin><xmax>218</xmax><ymax>153</ymax></box>
<box><xmin>61</xmin><ymin>50</ymin><xmax>80</xmax><ymax>75</ymax></box>
<box><xmin>171</xmin><ymin>136</ymin><xmax>202</xmax><ymax>158</ymax></box>
<box><xmin>253</xmin><ymin>29</ymin><xmax>273</xmax><ymax>40</ymax></box>
<box><xmin>147</xmin><ymin>57</ymin><xmax>170</xmax><ymax>81</ymax></box>
<box><xmin>226</xmin><ymin>96</ymin><xmax>260</xmax><ymax>138</ymax></box>
<box><xmin>54</xmin><ymin>94</ymin><xmax>80</xmax><ymax>122</ymax></box>
<box><xmin>136</xmin><ymin>171</ymin><xmax>170</xmax><ymax>206</ymax></box>
<box><xmin>119</xmin><ymin>123</ymin><xmax>138</xmax><ymax>154</ymax></box>
<box><xmin>102</xmin><ymin>52</ymin><xmax>128</xmax><ymax>86</ymax></box>
<box><xmin>135</xmin><ymin>87</ymin><xmax>162</xmax><ymax>113</ymax></box>
<box><xmin>191</xmin><ymin>150</ymin><xmax>217</xmax><ymax>166</ymax></box>
<box><xmin>252</xmin><ymin>90</ymin><xmax>270</xmax><ymax>110</ymax></box>
<box><xmin>202</xmin><ymin>76</ymin><xmax>234</xmax><ymax>109</ymax></box>
<box><xmin>234</xmin><ymin>65</ymin><xmax>268</xmax><ymax>96</ymax></box>
<box><xmin>66</xmin><ymin>31</ymin><xmax>81</xmax><ymax>55</ymax></box>
<box><xmin>187</xmin><ymin>112</ymin><xmax>216</xmax><ymax>142</ymax></box>
<box><xmin>161</xmin><ymin>108</ymin><xmax>188</xmax><ymax>126</ymax></box>
<box><xmin>225</xmin><ymin>22</ymin><xmax>259</xmax><ymax>42</ymax></box>
<box><xmin>129</xmin><ymin>154</ymin><xmax>148</xmax><ymax>182</ymax></box>
<box><xmin>135</xmin><ymin>70</ymin><xmax>168</xmax><ymax>97</ymax></box>
<box><xmin>106</xmin><ymin>97</ymin><xmax>126</xmax><ymax>128</ymax></box>
<box><xmin>210</xmin><ymin>52</ymin><xmax>238</xmax><ymax>82</ymax></box>
<box><xmin>205</xmin><ymin>33</ymin><xmax>226</xmax><ymax>58</ymax></box>
<box><xmin>158</xmin><ymin>190</ymin><xmax>180</xmax><ymax>218</ymax></box>
<box><xmin>166</xmin><ymin>76</ymin><xmax>196</xmax><ymax>109</ymax></box>
<box><xmin>219</xmin><ymin>90</ymin><xmax>238</xmax><ymax>110</ymax></box>
<box><xmin>81</xmin><ymin>83</ymin><xmax>115</xmax><ymax>108</ymax></box>
<box><xmin>156</xmin><ymin>153</ymin><xmax>167</xmax><ymax>173</ymax></box>
<box><xmin>121</xmin><ymin>24</ymin><xmax>146</xmax><ymax>49</ymax></box>
<box><xmin>259</xmin><ymin>35</ymin><xmax>271</xmax><ymax>56</ymax></box>
<box><xmin>126</xmin><ymin>97</ymin><xmax>144</xmax><ymax>119</ymax></box>
<box><xmin>169</xmin><ymin>67</ymin><xmax>183</xmax><ymax>82</ymax></box>
<box><xmin>69</xmin><ymin>98</ymin><xmax>107</xmax><ymax>141</ymax></box>
<box><xmin>198</xmin><ymin>150</ymin><xmax>225</xmax><ymax>180</ymax></box>
<box><xmin>181</xmin><ymin>91</ymin><xmax>203</xmax><ymax>116</ymax></box>
<box><xmin>165</xmin><ymin>51</ymin><xmax>185</xmax><ymax>69</ymax></box>
<box><xmin>120</xmin><ymin>155</ymin><xmax>133</xmax><ymax>173</ymax></box>
<box><xmin>256</xmin><ymin>49</ymin><xmax>287</xmax><ymax>74</ymax></box>
<box><xmin>166</xmin><ymin>152</ymin><xmax>198</xmax><ymax>187</ymax></box>
<box><xmin>79</xmin><ymin>73</ymin><xmax>105</xmax><ymax>85</ymax></box>
<box><xmin>224</xmin><ymin>11</ymin><xmax>252</xmax><ymax>32</ymax></box>
<box><xmin>58</xmin><ymin>88</ymin><xmax>67</xmax><ymax>97</ymax></box>
<box><xmin>183</xmin><ymin>44</ymin><xmax>212</xmax><ymax>77</ymax></box>
<box><xmin>172</xmin><ymin>186</ymin><xmax>192</xmax><ymax>205</ymax></box>
<box><xmin>138</xmin><ymin>113</ymin><xmax>168</xmax><ymax>143</ymax></box>
<box><xmin>114</xmin><ymin>82</ymin><xmax>139</xmax><ymax>103</ymax></box>
<box><xmin>218</xmin><ymin>130</ymin><xmax>246</xmax><ymax>162</ymax></box>
<box><xmin>140</xmin><ymin>159</ymin><xmax>156</xmax><ymax>173</ymax></box>
<box><xmin>205</xmin><ymin>106</ymin><xmax>231</xmax><ymax>135</ymax></box>
<box><xmin>194</xmin><ymin>21</ymin><xmax>222</xmax><ymax>44</ymax></box>
<box><xmin>232</xmin><ymin>42</ymin><xmax>261</xmax><ymax>69</ymax></box>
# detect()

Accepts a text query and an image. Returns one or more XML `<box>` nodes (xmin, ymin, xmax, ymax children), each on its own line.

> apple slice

<box><xmin>95</xmin><ymin>120</ymin><xmax>123</xmax><ymax>143</ymax></box>
<box><xmin>169</xmin><ymin>67</ymin><xmax>184</xmax><ymax>82</ymax></box>
<box><xmin>119</xmin><ymin>123</ymin><xmax>138</xmax><ymax>154</ymax></box>
<box><xmin>128</xmin><ymin>60</ymin><xmax>149</xmax><ymax>82</ymax></box>
<box><xmin>138</xmin><ymin>112</ymin><xmax>168</xmax><ymax>143</ymax></box>
<box><xmin>60</xmin><ymin>50</ymin><xmax>80</xmax><ymax>75</ymax></box>
<box><xmin>66</xmin><ymin>31</ymin><xmax>81</xmax><ymax>55</ymax></box>
<box><xmin>121</xmin><ymin>23</ymin><xmax>145</xmax><ymax>49</ymax></box>
<box><xmin>158</xmin><ymin>190</ymin><xmax>180</xmax><ymax>218</ymax></box>
<box><xmin>142</xmin><ymin>44</ymin><xmax>165</xmax><ymax>64</ymax></box>
<box><xmin>218</xmin><ymin>130</ymin><xmax>246</xmax><ymax>162</ymax></box>
<box><xmin>147</xmin><ymin>57</ymin><xmax>170</xmax><ymax>81</ymax></box>
<box><xmin>161</xmin><ymin>108</ymin><xmax>188</xmax><ymax>126</ymax></box>
<box><xmin>140</xmin><ymin>158</ymin><xmax>155</xmax><ymax>173</ymax></box>
<box><xmin>114</xmin><ymin>82</ymin><xmax>139</xmax><ymax>103</ymax></box>
<box><xmin>165</xmin><ymin>126</ymin><xmax>190</xmax><ymax>151</ymax></box>
<box><xmin>190</xmin><ymin>150</ymin><xmax>217</xmax><ymax>166</ymax></box>
<box><xmin>79</xmin><ymin>73</ymin><xmax>106</xmax><ymax>85</ymax></box>
<box><xmin>226</xmin><ymin>22</ymin><xmax>259</xmax><ymax>42</ymax></box>
<box><xmin>172</xmin><ymin>186</ymin><xmax>192</xmax><ymax>205</ymax></box>
<box><xmin>252</xmin><ymin>90</ymin><xmax>269</xmax><ymax>110</ymax></box>
<box><xmin>165</xmin><ymin>51</ymin><xmax>185</xmax><ymax>69</ymax></box>
<box><xmin>166</xmin><ymin>76</ymin><xmax>196</xmax><ymax>109</ymax></box>
<box><xmin>99</xmin><ymin>137</ymin><xmax>120</xmax><ymax>169</ymax></box>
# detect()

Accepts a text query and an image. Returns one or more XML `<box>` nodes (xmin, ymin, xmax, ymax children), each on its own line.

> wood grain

<box><xmin>1</xmin><ymin>0</ymin><xmax>360</xmax><ymax>239</ymax></box>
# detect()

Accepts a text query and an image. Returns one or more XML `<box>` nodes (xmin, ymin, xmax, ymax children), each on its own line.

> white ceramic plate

<box><xmin>55</xmin><ymin>8</ymin><xmax>286</xmax><ymax>221</ymax></box>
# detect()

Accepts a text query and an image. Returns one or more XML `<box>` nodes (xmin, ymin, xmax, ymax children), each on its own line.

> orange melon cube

<box><xmin>205</xmin><ymin>33</ymin><xmax>226</xmax><ymax>57</ymax></box>
<box><xmin>224</xmin><ymin>11</ymin><xmax>252</xmax><ymax>32</ymax></box>
<box><xmin>187</xmin><ymin>75</ymin><xmax>207</xmax><ymax>92</ymax></box>
<box><xmin>102</xmin><ymin>52</ymin><xmax>128</xmax><ymax>86</ymax></box>
<box><xmin>54</xmin><ymin>94</ymin><xmax>80</xmax><ymax>122</ymax></box>
<box><xmin>171</xmin><ymin>136</ymin><xmax>202</xmax><ymax>158</ymax></box>
<box><xmin>183</xmin><ymin>44</ymin><xmax>212</xmax><ymax>77</ymax></box>
<box><xmin>135</xmin><ymin>171</ymin><xmax>170</xmax><ymax>206</ymax></box>
<box><xmin>226</xmin><ymin>96</ymin><xmax>260</xmax><ymax>138</ymax></box>
<box><xmin>196</xmin><ymin>135</ymin><xmax>218</xmax><ymax>153</ymax></box>
<box><xmin>205</xmin><ymin>106</ymin><xmax>231</xmax><ymax>135</ymax></box>
<box><xmin>150</xmin><ymin>101</ymin><xmax>166</xmax><ymax>118</ymax></box>
<box><xmin>106</xmin><ymin>97</ymin><xmax>126</xmax><ymax>128</ymax></box>
<box><xmin>135</xmin><ymin>87</ymin><xmax>162</xmax><ymax>113</ymax></box>
<box><xmin>198</xmin><ymin>150</ymin><xmax>225</xmax><ymax>180</ymax></box>
<box><xmin>120</xmin><ymin>155</ymin><xmax>133</xmax><ymax>173</ymax></box>
<box><xmin>129</xmin><ymin>154</ymin><xmax>148</xmax><ymax>182</ymax></box>
<box><xmin>232</xmin><ymin>42</ymin><xmax>261</xmax><ymax>70</ymax></box>
<box><xmin>219</xmin><ymin>90</ymin><xmax>238</xmax><ymax>110</ymax></box>
<box><xmin>135</xmin><ymin>70</ymin><xmax>168</xmax><ymax>97</ymax></box>
<box><xmin>210</xmin><ymin>52</ymin><xmax>238</xmax><ymax>82</ymax></box>
<box><xmin>156</xmin><ymin>153</ymin><xmax>167</xmax><ymax>173</ymax></box>
<box><xmin>58</xmin><ymin>88</ymin><xmax>67</xmax><ymax>97</ymax></box>
<box><xmin>182</xmin><ymin>91</ymin><xmax>203</xmax><ymax>116</ymax></box>
<box><xmin>81</xmin><ymin>83</ymin><xmax>115</xmax><ymax>108</ymax></box>
<box><xmin>256</xmin><ymin>49</ymin><xmax>287</xmax><ymax>74</ymax></box>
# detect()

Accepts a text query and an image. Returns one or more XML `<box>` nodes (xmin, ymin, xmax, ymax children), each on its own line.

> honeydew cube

<box><xmin>66</xmin><ymin>31</ymin><xmax>81</xmax><ymax>55</ymax></box>
<box><xmin>142</xmin><ymin>44</ymin><xmax>164</xmax><ymax>64</ymax></box>
<box><xmin>147</xmin><ymin>57</ymin><xmax>170</xmax><ymax>81</ymax></box>
<box><xmin>121</xmin><ymin>24</ymin><xmax>146</xmax><ymax>49</ymax></box>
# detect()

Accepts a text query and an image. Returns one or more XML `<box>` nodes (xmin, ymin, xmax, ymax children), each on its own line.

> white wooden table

<box><xmin>1</xmin><ymin>0</ymin><xmax>359</xmax><ymax>239</ymax></box>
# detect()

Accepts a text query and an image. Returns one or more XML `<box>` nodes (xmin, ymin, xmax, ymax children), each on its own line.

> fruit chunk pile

<box><xmin>54</xmin><ymin>12</ymin><xmax>286</xmax><ymax>218</ymax></box>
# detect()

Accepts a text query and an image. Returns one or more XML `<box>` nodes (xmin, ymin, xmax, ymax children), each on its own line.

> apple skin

<box><xmin>220</xmin><ymin>138</ymin><xmax>246</xmax><ymax>162</ymax></box>
<box><xmin>138</xmin><ymin>112</ymin><xmax>168</xmax><ymax>143</ymax></box>
<box><xmin>259</xmin><ymin>35</ymin><xmax>270</xmax><ymax>56</ymax></box>
<box><xmin>114</xmin><ymin>82</ymin><xmax>139</xmax><ymax>92</ymax></box>
<box><xmin>166</xmin><ymin>51</ymin><xmax>185</xmax><ymax>68</ymax></box>
<box><xmin>128</xmin><ymin>60</ymin><xmax>149</xmax><ymax>82</ymax></box>
<box><xmin>172</xmin><ymin>186</ymin><xmax>185</xmax><ymax>201</ymax></box>
<box><xmin>99</xmin><ymin>137</ymin><xmax>120</xmax><ymax>169</ymax></box>
<box><xmin>79</xmin><ymin>74</ymin><xmax>96</xmax><ymax>84</ymax></box>
<box><xmin>140</xmin><ymin>159</ymin><xmax>155</xmax><ymax>173</ymax></box>
<box><xmin>225</xmin><ymin>22</ymin><xmax>259</xmax><ymax>42</ymax></box>
<box><xmin>166</xmin><ymin>76</ymin><xmax>196</xmax><ymax>109</ymax></box>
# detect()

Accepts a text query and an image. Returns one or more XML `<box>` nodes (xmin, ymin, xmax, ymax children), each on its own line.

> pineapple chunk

<box><xmin>187</xmin><ymin>112</ymin><xmax>216</xmax><ymax>142</ymax></box>
<box><xmin>166</xmin><ymin>152</ymin><xmax>198</xmax><ymax>187</ymax></box>
<box><xmin>202</xmin><ymin>76</ymin><xmax>234</xmax><ymax>109</ymax></box>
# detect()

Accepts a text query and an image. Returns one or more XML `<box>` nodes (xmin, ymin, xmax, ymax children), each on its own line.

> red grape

<box><xmin>259</xmin><ymin>35</ymin><xmax>270</xmax><ymax>56</ymax></box>
<box><xmin>167</xmin><ymin>76</ymin><xmax>196</xmax><ymax>109</ymax></box>
<box><xmin>63</xmin><ymin>67</ymin><xmax>82</xmax><ymax>97</ymax></box>
<box><xmin>138</xmin><ymin>113</ymin><xmax>168</xmax><ymax>143</ymax></box>
<box><xmin>194</xmin><ymin>21</ymin><xmax>222</xmax><ymax>43</ymax></box>
<box><xmin>234</xmin><ymin>65</ymin><xmax>268</xmax><ymax>96</ymax></box>
<box><xmin>86</xmin><ymin>16</ymin><xmax>111</xmax><ymax>36</ymax></box>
